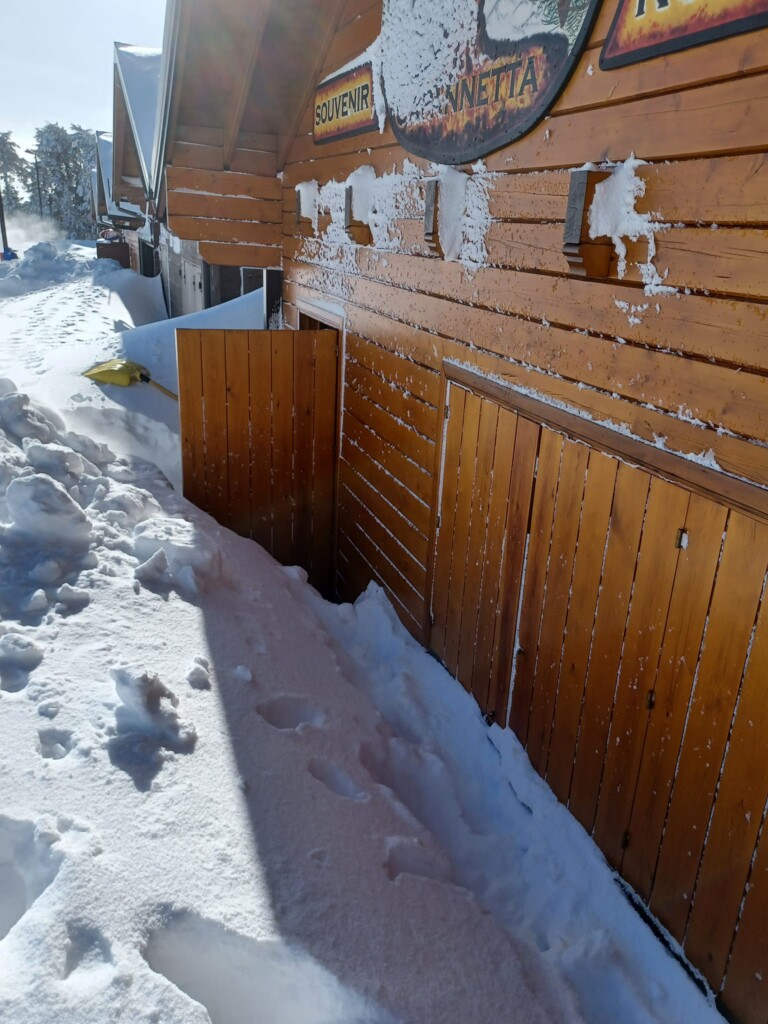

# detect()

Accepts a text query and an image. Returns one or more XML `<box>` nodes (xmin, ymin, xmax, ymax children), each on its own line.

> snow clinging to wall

<box><xmin>295</xmin><ymin>160</ymin><xmax>495</xmax><ymax>280</ymax></box>
<box><xmin>588</xmin><ymin>156</ymin><xmax>675</xmax><ymax>297</ymax></box>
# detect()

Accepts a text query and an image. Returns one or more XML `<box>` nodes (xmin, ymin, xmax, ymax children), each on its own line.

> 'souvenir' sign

<box><xmin>314</xmin><ymin>64</ymin><xmax>378</xmax><ymax>144</ymax></box>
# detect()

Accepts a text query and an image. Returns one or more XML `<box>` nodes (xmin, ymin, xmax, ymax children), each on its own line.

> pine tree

<box><xmin>0</xmin><ymin>132</ymin><xmax>29</xmax><ymax>213</ymax></box>
<box><xmin>34</xmin><ymin>123</ymin><xmax>97</xmax><ymax>238</ymax></box>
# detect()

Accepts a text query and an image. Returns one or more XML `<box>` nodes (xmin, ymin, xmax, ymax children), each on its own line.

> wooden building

<box><xmin>111</xmin><ymin>43</ymin><xmax>162</xmax><ymax>276</ymax></box>
<box><xmin>149</xmin><ymin>1</ymin><xmax>768</xmax><ymax>1019</ymax></box>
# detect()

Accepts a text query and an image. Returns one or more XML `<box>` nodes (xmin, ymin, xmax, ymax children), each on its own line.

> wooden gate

<box><xmin>176</xmin><ymin>328</ymin><xmax>338</xmax><ymax>593</ymax></box>
<box><xmin>432</xmin><ymin>364</ymin><xmax>768</xmax><ymax>1019</ymax></box>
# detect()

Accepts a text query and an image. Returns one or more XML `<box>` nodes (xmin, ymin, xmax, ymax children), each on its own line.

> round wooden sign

<box><xmin>380</xmin><ymin>0</ymin><xmax>600</xmax><ymax>164</ymax></box>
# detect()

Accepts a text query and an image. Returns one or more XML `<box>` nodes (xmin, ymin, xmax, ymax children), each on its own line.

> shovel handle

<box><xmin>140</xmin><ymin>373</ymin><xmax>178</xmax><ymax>401</ymax></box>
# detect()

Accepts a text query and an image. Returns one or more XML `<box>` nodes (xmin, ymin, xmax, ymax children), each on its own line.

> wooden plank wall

<box><xmin>176</xmin><ymin>328</ymin><xmax>338</xmax><ymax>594</ymax></box>
<box><xmin>165</xmin><ymin>143</ymin><xmax>282</xmax><ymax>269</ymax></box>
<box><xmin>277</xmin><ymin>0</ymin><xmax>768</xmax><ymax>1018</ymax></box>
<box><xmin>506</xmin><ymin>415</ymin><xmax>768</xmax><ymax>1024</ymax></box>
<box><xmin>282</xmin><ymin>0</ymin><xmax>768</xmax><ymax>487</ymax></box>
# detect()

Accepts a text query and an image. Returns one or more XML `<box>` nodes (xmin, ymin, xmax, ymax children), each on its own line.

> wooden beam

<box><xmin>198</xmin><ymin>241</ymin><xmax>281</xmax><ymax>268</ymax></box>
<box><xmin>222</xmin><ymin>2</ymin><xmax>273</xmax><ymax>170</ymax></box>
<box><xmin>276</xmin><ymin>0</ymin><xmax>348</xmax><ymax>170</ymax></box>
<box><xmin>444</xmin><ymin>361</ymin><xmax>768</xmax><ymax>525</ymax></box>
<box><xmin>165</xmin><ymin>0</ymin><xmax>191</xmax><ymax>176</ymax></box>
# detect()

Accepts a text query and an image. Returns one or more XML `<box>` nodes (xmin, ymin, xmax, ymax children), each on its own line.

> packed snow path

<box><xmin>0</xmin><ymin>245</ymin><xmax>725</xmax><ymax>1023</ymax></box>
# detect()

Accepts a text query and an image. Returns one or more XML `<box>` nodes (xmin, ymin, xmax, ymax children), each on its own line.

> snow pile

<box><xmin>4</xmin><ymin>214</ymin><xmax>64</xmax><ymax>258</ymax></box>
<box><xmin>296</xmin><ymin>159</ymin><xmax>495</xmax><ymax>273</ymax></box>
<box><xmin>299</xmin><ymin>582</ymin><xmax>726</xmax><ymax>1024</ymax></box>
<box><xmin>588</xmin><ymin>156</ymin><xmax>675</xmax><ymax>297</ymax></box>
<box><xmin>0</xmin><ymin>242</ymin><xmax>99</xmax><ymax>300</ymax></box>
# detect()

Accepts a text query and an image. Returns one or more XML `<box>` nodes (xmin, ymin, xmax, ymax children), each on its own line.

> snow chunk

<box><xmin>588</xmin><ymin>156</ymin><xmax>675</xmax><ymax>296</ymax></box>
<box><xmin>4</xmin><ymin>474</ymin><xmax>92</xmax><ymax>549</ymax></box>
<box><xmin>110</xmin><ymin>665</ymin><xmax>196</xmax><ymax>748</ymax></box>
<box><xmin>23</xmin><ymin>440</ymin><xmax>95</xmax><ymax>485</ymax></box>
<box><xmin>186</xmin><ymin>656</ymin><xmax>211</xmax><ymax>690</ymax></box>
<box><xmin>0</xmin><ymin>632</ymin><xmax>44</xmax><ymax>671</ymax></box>
<box><xmin>0</xmin><ymin>393</ymin><xmax>57</xmax><ymax>444</ymax></box>
<box><xmin>133</xmin><ymin>517</ymin><xmax>220</xmax><ymax>585</ymax></box>
<box><xmin>58</xmin><ymin>431</ymin><xmax>114</xmax><ymax>468</ymax></box>
<box><xmin>54</xmin><ymin>583</ymin><xmax>91</xmax><ymax>612</ymax></box>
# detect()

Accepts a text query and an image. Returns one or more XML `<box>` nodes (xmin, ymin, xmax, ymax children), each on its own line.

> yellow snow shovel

<box><xmin>83</xmin><ymin>359</ymin><xmax>178</xmax><ymax>401</ymax></box>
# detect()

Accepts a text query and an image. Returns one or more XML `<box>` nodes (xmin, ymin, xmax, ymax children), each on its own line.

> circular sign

<box><xmin>380</xmin><ymin>0</ymin><xmax>599</xmax><ymax>164</ymax></box>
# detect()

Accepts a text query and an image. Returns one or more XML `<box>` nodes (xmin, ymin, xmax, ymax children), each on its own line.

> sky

<box><xmin>0</xmin><ymin>0</ymin><xmax>167</xmax><ymax>153</ymax></box>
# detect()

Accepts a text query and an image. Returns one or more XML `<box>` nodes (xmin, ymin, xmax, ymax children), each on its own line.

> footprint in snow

<box><xmin>307</xmin><ymin>758</ymin><xmax>369</xmax><ymax>802</ymax></box>
<box><xmin>256</xmin><ymin>696</ymin><xmax>325</xmax><ymax>732</ymax></box>
<box><xmin>38</xmin><ymin>727</ymin><xmax>76</xmax><ymax>760</ymax></box>
<box><xmin>383</xmin><ymin>836</ymin><xmax>452</xmax><ymax>886</ymax></box>
<box><xmin>0</xmin><ymin>814</ymin><xmax>63</xmax><ymax>941</ymax></box>
<box><xmin>63</xmin><ymin>920</ymin><xmax>113</xmax><ymax>980</ymax></box>
<box><xmin>144</xmin><ymin>911</ymin><xmax>394</xmax><ymax>1024</ymax></box>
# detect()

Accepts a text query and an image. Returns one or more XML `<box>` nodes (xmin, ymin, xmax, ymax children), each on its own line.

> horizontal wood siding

<box><xmin>165</xmin><ymin>159</ymin><xmax>282</xmax><ymax>267</ymax></box>
<box><xmin>335</xmin><ymin>333</ymin><xmax>440</xmax><ymax>639</ymax></box>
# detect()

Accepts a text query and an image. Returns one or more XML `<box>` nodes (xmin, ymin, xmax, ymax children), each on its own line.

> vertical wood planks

<box><xmin>685</xmin><ymin>582</ymin><xmax>768</xmax><ymax>988</ymax></box>
<box><xmin>224</xmin><ymin>330</ymin><xmax>252</xmax><ymax>538</ymax></box>
<box><xmin>492</xmin><ymin>416</ymin><xmax>539</xmax><ymax>724</ymax></box>
<box><xmin>592</xmin><ymin>478</ymin><xmax>691</xmax><ymax>869</ymax></box>
<box><xmin>311</xmin><ymin>330</ymin><xmax>339</xmax><ymax>594</ymax></box>
<box><xmin>177</xmin><ymin>329</ymin><xmax>206</xmax><ymax>509</ymax></box>
<box><xmin>568</xmin><ymin>464</ymin><xmax>650</xmax><ymax>833</ymax></box>
<box><xmin>199</xmin><ymin>330</ymin><xmax>230</xmax><ymax>526</ymax></box>
<box><xmin>249</xmin><ymin>330</ymin><xmax>273</xmax><ymax>550</ymax></box>
<box><xmin>472</xmin><ymin>406</ymin><xmax>517</xmax><ymax>709</ymax></box>
<box><xmin>271</xmin><ymin>331</ymin><xmax>295</xmax><ymax>566</ymax></box>
<box><xmin>649</xmin><ymin>513</ymin><xmax>768</xmax><ymax>942</ymax></box>
<box><xmin>621</xmin><ymin>494</ymin><xmax>728</xmax><ymax>900</ymax></box>
<box><xmin>442</xmin><ymin>391</ymin><xmax>482</xmax><ymax>676</ymax></box>
<box><xmin>176</xmin><ymin>329</ymin><xmax>339</xmax><ymax>593</ymax></box>
<box><xmin>508</xmin><ymin>428</ymin><xmax>564</xmax><ymax>743</ymax></box>
<box><xmin>546</xmin><ymin>451</ymin><xmax>618</xmax><ymax>805</ymax></box>
<box><xmin>456</xmin><ymin>400</ymin><xmax>499</xmax><ymax>688</ymax></box>
<box><xmin>293</xmin><ymin>330</ymin><xmax>315</xmax><ymax>574</ymax></box>
<box><xmin>525</xmin><ymin>438</ymin><xmax>589</xmax><ymax>776</ymax></box>
<box><xmin>721</xmin><ymin>818</ymin><xmax>768</xmax><ymax>1024</ymax></box>
<box><xmin>430</xmin><ymin>384</ymin><xmax>466</xmax><ymax>662</ymax></box>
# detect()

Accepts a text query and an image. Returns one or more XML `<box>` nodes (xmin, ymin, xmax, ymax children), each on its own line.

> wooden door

<box><xmin>430</xmin><ymin>369</ymin><xmax>768</xmax><ymax>1021</ymax></box>
<box><xmin>176</xmin><ymin>328</ymin><xmax>339</xmax><ymax>594</ymax></box>
<box><xmin>430</xmin><ymin>382</ymin><xmax>540</xmax><ymax>722</ymax></box>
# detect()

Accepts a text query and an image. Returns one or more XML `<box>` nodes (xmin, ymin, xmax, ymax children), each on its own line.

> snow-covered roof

<box><xmin>95</xmin><ymin>131</ymin><xmax>115</xmax><ymax>209</ymax></box>
<box><xmin>95</xmin><ymin>130</ymin><xmax>144</xmax><ymax>224</ymax></box>
<box><xmin>114</xmin><ymin>43</ymin><xmax>163</xmax><ymax>191</ymax></box>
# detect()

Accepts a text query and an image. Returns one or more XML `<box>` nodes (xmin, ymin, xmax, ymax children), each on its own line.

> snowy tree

<box><xmin>0</xmin><ymin>133</ymin><xmax>30</xmax><ymax>213</ymax></box>
<box><xmin>34</xmin><ymin>123</ymin><xmax>97</xmax><ymax>238</ymax></box>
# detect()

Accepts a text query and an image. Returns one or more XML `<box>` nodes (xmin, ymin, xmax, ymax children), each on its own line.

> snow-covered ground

<box><xmin>0</xmin><ymin>243</ymin><xmax>725</xmax><ymax>1023</ymax></box>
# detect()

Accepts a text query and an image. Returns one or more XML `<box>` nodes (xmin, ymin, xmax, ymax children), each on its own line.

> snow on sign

<box><xmin>600</xmin><ymin>0</ymin><xmax>768</xmax><ymax>68</ymax></box>
<box><xmin>379</xmin><ymin>0</ymin><xmax>600</xmax><ymax>164</ymax></box>
<box><xmin>314</xmin><ymin>63</ymin><xmax>378</xmax><ymax>144</ymax></box>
